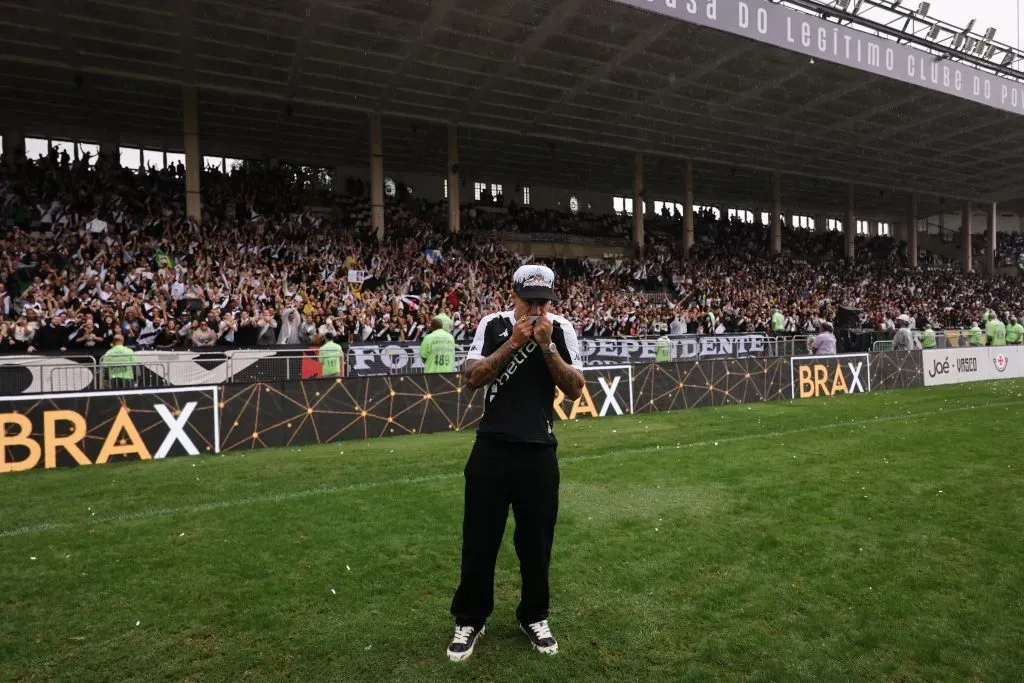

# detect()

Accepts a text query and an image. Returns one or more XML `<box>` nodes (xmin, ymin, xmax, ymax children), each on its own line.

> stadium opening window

<box><xmin>51</xmin><ymin>140</ymin><xmax>74</xmax><ymax>161</ymax></box>
<box><xmin>793</xmin><ymin>214</ymin><xmax>814</xmax><ymax>230</ymax></box>
<box><xmin>142</xmin><ymin>150</ymin><xmax>165</xmax><ymax>169</ymax></box>
<box><xmin>490</xmin><ymin>184</ymin><xmax>503</xmax><ymax>202</ymax></box>
<box><xmin>225</xmin><ymin>158</ymin><xmax>243</xmax><ymax>173</ymax></box>
<box><xmin>474</xmin><ymin>182</ymin><xmax>486</xmax><ymax>201</ymax></box>
<box><xmin>76</xmin><ymin>143</ymin><xmax>99</xmax><ymax>165</ymax></box>
<box><xmin>522</xmin><ymin>186</ymin><xmax>531</xmax><ymax>205</ymax></box>
<box><xmin>878</xmin><ymin>222</ymin><xmax>891</xmax><ymax>236</ymax></box>
<box><xmin>166</xmin><ymin>152</ymin><xmax>186</xmax><ymax>169</ymax></box>
<box><xmin>204</xmin><ymin>156</ymin><xmax>225</xmax><ymax>171</ymax></box>
<box><xmin>443</xmin><ymin>178</ymin><xmax>448</xmax><ymax>199</ymax></box>
<box><xmin>25</xmin><ymin>137</ymin><xmax>49</xmax><ymax>159</ymax></box>
<box><xmin>569</xmin><ymin>195</ymin><xmax>580</xmax><ymax>215</ymax></box>
<box><xmin>827</xmin><ymin>218</ymin><xmax>843</xmax><ymax>232</ymax></box>
<box><xmin>120</xmin><ymin>147</ymin><xmax>141</xmax><ymax>169</ymax></box>
<box><xmin>856</xmin><ymin>220</ymin><xmax>870</xmax><ymax>235</ymax></box>
<box><xmin>760</xmin><ymin>212</ymin><xmax>770</xmax><ymax>225</ymax></box>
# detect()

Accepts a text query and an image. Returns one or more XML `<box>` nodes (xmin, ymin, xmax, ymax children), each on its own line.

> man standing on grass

<box><xmin>446</xmin><ymin>264</ymin><xmax>585</xmax><ymax>662</ymax></box>
<box><xmin>420</xmin><ymin>317</ymin><xmax>456</xmax><ymax>374</ymax></box>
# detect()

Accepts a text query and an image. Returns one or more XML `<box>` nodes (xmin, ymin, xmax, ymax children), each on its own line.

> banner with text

<box><xmin>922</xmin><ymin>347</ymin><xmax>1023</xmax><ymax>386</ymax></box>
<box><xmin>346</xmin><ymin>334</ymin><xmax>776</xmax><ymax>376</ymax></box>
<box><xmin>612</xmin><ymin>0</ymin><xmax>1024</xmax><ymax>116</ymax></box>
<box><xmin>0</xmin><ymin>387</ymin><xmax>219</xmax><ymax>473</ymax></box>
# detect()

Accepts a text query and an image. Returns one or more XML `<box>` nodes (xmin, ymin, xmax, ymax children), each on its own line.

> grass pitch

<box><xmin>2</xmin><ymin>380</ymin><xmax>1024</xmax><ymax>682</ymax></box>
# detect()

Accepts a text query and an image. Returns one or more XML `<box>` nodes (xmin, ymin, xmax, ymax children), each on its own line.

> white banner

<box><xmin>922</xmin><ymin>347</ymin><xmax>1023</xmax><ymax>386</ymax></box>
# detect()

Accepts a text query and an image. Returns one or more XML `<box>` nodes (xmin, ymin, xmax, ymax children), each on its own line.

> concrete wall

<box><xmin>923</xmin><ymin>212</ymin><xmax>1023</xmax><ymax>234</ymax></box>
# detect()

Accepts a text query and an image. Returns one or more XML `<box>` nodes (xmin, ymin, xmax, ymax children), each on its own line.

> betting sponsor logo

<box><xmin>790</xmin><ymin>354</ymin><xmax>870</xmax><ymax>399</ymax></box>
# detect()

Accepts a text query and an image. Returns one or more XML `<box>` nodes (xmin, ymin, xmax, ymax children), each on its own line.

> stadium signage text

<box><xmin>618</xmin><ymin>0</ymin><xmax>1024</xmax><ymax>116</ymax></box>
<box><xmin>346</xmin><ymin>334</ymin><xmax>772</xmax><ymax>376</ymax></box>
<box><xmin>789</xmin><ymin>353</ymin><xmax>870</xmax><ymax>399</ymax></box>
<box><xmin>553</xmin><ymin>367</ymin><xmax>634</xmax><ymax>419</ymax></box>
<box><xmin>922</xmin><ymin>347</ymin><xmax>1021</xmax><ymax>386</ymax></box>
<box><xmin>0</xmin><ymin>388</ymin><xmax>218</xmax><ymax>472</ymax></box>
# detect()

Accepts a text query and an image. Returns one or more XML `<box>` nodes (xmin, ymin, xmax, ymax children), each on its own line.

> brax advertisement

<box><xmin>922</xmin><ymin>347</ymin><xmax>1022</xmax><ymax>386</ymax></box>
<box><xmin>0</xmin><ymin>387</ymin><xmax>220</xmax><ymax>473</ymax></box>
<box><xmin>789</xmin><ymin>353</ymin><xmax>871</xmax><ymax>399</ymax></box>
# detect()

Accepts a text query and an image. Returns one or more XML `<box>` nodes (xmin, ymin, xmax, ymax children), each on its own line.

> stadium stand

<box><xmin>2</xmin><ymin>149</ymin><xmax>1024</xmax><ymax>355</ymax></box>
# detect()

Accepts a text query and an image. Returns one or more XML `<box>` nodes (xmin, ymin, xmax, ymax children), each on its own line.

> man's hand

<box><xmin>510</xmin><ymin>316</ymin><xmax>534</xmax><ymax>348</ymax></box>
<box><xmin>533</xmin><ymin>316</ymin><xmax>553</xmax><ymax>345</ymax></box>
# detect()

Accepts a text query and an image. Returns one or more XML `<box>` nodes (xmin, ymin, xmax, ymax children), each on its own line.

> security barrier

<box><xmin>0</xmin><ymin>351</ymin><xmax>933</xmax><ymax>471</ymax></box>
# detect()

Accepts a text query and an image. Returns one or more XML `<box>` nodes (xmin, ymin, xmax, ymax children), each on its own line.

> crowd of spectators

<box><xmin>2</xmin><ymin>148</ymin><xmax>1024</xmax><ymax>356</ymax></box>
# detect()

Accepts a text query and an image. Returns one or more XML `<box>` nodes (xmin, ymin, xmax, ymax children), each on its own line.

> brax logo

<box><xmin>791</xmin><ymin>355</ymin><xmax>870</xmax><ymax>399</ymax></box>
<box><xmin>554</xmin><ymin>375</ymin><xmax>626</xmax><ymax>419</ymax></box>
<box><xmin>0</xmin><ymin>402</ymin><xmax>201</xmax><ymax>472</ymax></box>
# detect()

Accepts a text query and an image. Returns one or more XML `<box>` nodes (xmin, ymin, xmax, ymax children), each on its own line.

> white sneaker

<box><xmin>447</xmin><ymin>624</ymin><xmax>484</xmax><ymax>662</ymax></box>
<box><xmin>520</xmin><ymin>619</ymin><xmax>558</xmax><ymax>655</ymax></box>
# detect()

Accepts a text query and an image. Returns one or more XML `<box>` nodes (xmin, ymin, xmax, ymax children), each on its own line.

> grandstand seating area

<box><xmin>1</xmin><ymin>147</ymin><xmax>1024</xmax><ymax>353</ymax></box>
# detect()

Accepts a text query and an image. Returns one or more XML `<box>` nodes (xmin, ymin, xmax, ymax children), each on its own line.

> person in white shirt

<box><xmin>810</xmin><ymin>322</ymin><xmax>837</xmax><ymax>355</ymax></box>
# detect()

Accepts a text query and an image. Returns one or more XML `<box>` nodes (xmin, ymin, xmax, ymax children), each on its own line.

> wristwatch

<box><xmin>543</xmin><ymin>342</ymin><xmax>557</xmax><ymax>356</ymax></box>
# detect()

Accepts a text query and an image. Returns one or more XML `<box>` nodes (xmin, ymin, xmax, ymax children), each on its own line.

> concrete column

<box><xmin>2</xmin><ymin>128</ymin><xmax>26</xmax><ymax>167</ymax></box>
<box><xmin>771</xmin><ymin>171</ymin><xmax>781</xmax><ymax>254</ymax></box>
<box><xmin>844</xmin><ymin>183</ymin><xmax>855</xmax><ymax>261</ymax></box>
<box><xmin>370</xmin><ymin>113</ymin><xmax>385</xmax><ymax>241</ymax></box>
<box><xmin>182</xmin><ymin>87</ymin><xmax>201</xmax><ymax>221</ymax></box>
<box><xmin>683</xmin><ymin>158</ymin><xmax>694</xmax><ymax>258</ymax></box>
<box><xmin>633</xmin><ymin>151</ymin><xmax>644</xmax><ymax>256</ymax></box>
<box><xmin>986</xmin><ymin>202</ymin><xmax>997</xmax><ymax>274</ymax></box>
<box><xmin>447</xmin><ymin>124</ymin><xmax>461</xmax><ymax>235</ymax></box>
<box><xmin>815</xmin><ymin>213</ymin><xmax>827</xmax><ymax>234</ymax></box>
<box><xmin>961</xmin><ymin>200</ymin><xmax>972</xmax><ymax>274</ymax></box>
<box><xmin>907</xmin><ymin>193</ymin><xmax>918</xmax><ymax>268</ymax></box>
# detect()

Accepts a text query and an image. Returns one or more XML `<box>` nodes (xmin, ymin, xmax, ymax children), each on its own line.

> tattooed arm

<box><xmin>541</xmin><ymin>345</ymin><xmax>585</xmax><ymax>401</ymax></box>
<box><xmin>534</xmin><ymin>316</ymin><xmax>585</xmax><ymax>401</ymax></box>
<box><xmin>464</xmin><ymin>342</ymin><xmax>518</xmax><ymax>391</ymax></box>
<box><xmin>464</xmin><ymin>315</ymin><xmax>535</xmax><ymax>391</ymax></box>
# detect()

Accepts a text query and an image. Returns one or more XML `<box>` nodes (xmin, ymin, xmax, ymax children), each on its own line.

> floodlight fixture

<box><xmin>926</xmin><ymin>24</ymin><xmax>940</xmax><ymax>40</ymax></box>
<box><xmin>1001</xmin><ymin>51</ymin><xmax>1015</xmax><ymax>66</ymax></box>
<box><xmin>952</xmin><ymin>34</ymin><xmax>964</xmax><ymax>50</ymax></box>
<box><xmin>985</xmin><ymin>44</ymin><xmax>998</xmax><ymax>60</ymax></box>
<box><xmin>835</xmin><ymin>0</ymin><xmax>850</xmax><ymax>10</ymax></box>
<box><xmin>983</xmin><ymin>27</ymin><xmax>996</xmax><ymax>41</ymax></box>
<box><xmin>917</xmin><ymin>1</ymin><xmax>930</xmax><ymax>17</ymax></box>
<box><xmin>964</xmin><ymin>18</ymin><xmax>976</xmax><ymax>33</ymax></box>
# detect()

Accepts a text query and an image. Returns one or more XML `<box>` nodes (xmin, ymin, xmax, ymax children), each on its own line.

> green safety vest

<box><xmin>968</xmin><ymin>325</ymin><xmax>982</xmax><ymax>345</ymax></box>
<box><xmin>771</xmin><ymin>312</ymin><xmax>785</xmax><ymax>331</ymax></box>
<box><xmin>318</xmin><ymin>341</ymin><xmax>343</xmax><ymax>377</ymax></box>
<box><xmin>420</xmin><ymin>329</ymin><xmax>456</xmax><ymax>374</ymax></box>
<box><xmin>654</xmin><ymin>336</ymin><xmax>672</xmax><ymax>362</ymax></box>
<box><xmin>921</xmin><ymin>328</ymin><xmax>937</xmax><ymax>349</ymax></box>
<box><xmin>1007</xmin><ymin>323</ymin><xmax>1024</xmax><ymax>344</ymax></box>
<box><xmin>988</xmin><ymin>320</ymin><xmax>1007</xmax><ymax>347</ymax></box>
<box><xmin>982</xmin><ymin>311</ymin><xmax>990</xmax><ymax>324</ymax></box>
<box><xmin>101</xmin><ymin>344</ymin><xmax>137</xmax><ymax>381</ymax></box>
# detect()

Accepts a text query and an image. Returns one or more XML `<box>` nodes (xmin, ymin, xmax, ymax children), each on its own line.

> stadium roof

<box><xmin>2</xmin><ymin>0</ymin><xmax>1024</xmax><ymax>215</ymax></box>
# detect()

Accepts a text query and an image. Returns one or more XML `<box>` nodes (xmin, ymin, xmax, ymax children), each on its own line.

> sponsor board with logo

<box><xmin>0</xmin><ymin>387</ymin><xmax>220</xmax><ymax>473</ymax></box>
<box><xmin>554</xmin><ymin>365</ymin><xmax>634</xmax><ymax>420</ymax></box>
<box><xmin>922</xmin><ymin>347</ymin><xmax>1021</xmax><ymax>386</ymax></box>
<box><xmin>789</xmin><ymin>353</ymin><xmax>871</xmax><ymax>399</ymax></box>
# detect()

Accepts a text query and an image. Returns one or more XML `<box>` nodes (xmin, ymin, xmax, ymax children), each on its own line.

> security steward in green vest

<box><xmin>101</xmin><ymin>334</ymin><xmax>137</xmax><ymax>389</ymax></box>
<box><xmin>1007</xmin><ymin>316</ymin><xmax>1024</xmax><ymax>345</ymax></box>
<box><xmin>420</xmin><ymin>317</ymin><xmax>457</xmax><ymax>374</ymax></box>
<box><xmin>318</xmin><ymin>333</ymin><xmax>344</xmax><ymax>377</ymax></box>
<box><xmin>968</xmin><ymin>322</ymin><xmax>983</xmax><ymax>347</ymax></box>
<box><xmin>987</xmin><ymin>314</ymin><xmax>1007</xmax><ymax>347</ymax></box>
<box><xmin>771</xmin><ymin>307</ymin><xmax>785</xmax><ymax>334</ymax></box>
<box><xmin>654</xmin><ymin>334</ymin><xmax>672</xmax><ymax>362</ymax></box>
<box><xmin>920</xmin><ymin>324</ymin><xmax>937</xmax><ymax>349</ymax></box>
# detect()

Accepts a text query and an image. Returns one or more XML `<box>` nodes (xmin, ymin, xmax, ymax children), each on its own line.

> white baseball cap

<box><xmin>513</xmin><ymin>264</ymin><xmax>558</xmax><ymax>302</ymax></box>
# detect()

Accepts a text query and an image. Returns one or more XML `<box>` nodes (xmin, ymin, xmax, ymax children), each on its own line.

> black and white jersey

<box><xmin>467</xmin><ymin>311</ymin><xmax>584</xmax><ymax>445</ymax></box>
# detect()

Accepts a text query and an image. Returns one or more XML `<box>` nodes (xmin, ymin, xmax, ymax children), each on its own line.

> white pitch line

<box><xmin>0</xmin><ymin>399</ymin><xmax>1018</xmax><ymax>539</ymax></box>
